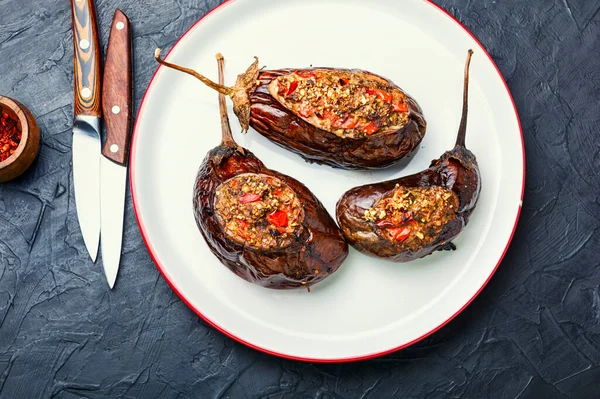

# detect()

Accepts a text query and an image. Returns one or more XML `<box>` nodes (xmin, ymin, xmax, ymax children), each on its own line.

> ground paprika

<box><xmin>0</xmin><ymin>107</ymin><xmax>22</xmax><ymax>162</ymax></box>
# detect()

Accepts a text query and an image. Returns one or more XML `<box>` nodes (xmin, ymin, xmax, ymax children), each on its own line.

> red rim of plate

<box><xmin>130</xmin><ymin>0</ymin><xmax>526</xmax><ymax>363</ymax></box>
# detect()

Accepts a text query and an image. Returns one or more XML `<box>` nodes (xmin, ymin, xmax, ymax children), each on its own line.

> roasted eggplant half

<box><xmin>192</xmin><ymin>54</ymin><xmax>348</xmax><ymax>289</ymax></box>
<box><xmin>336</xmin><ymin>50</ymin><xmax>481</xmax><ymax>262</ymax></box>
<box><xmin>155</xmin><ymin>50</ymin><xmax>426</xmax><ymax>170</ymax></box>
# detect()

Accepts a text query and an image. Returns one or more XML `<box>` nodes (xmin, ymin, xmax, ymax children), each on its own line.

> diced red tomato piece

<box><xmin>239</xmin><ymin>193</ymin><xmax>261</xmax><ymax>204</ymax></box>
<box><xmin>366</xmin><ymin>88</ymin><xmax>392</xmax><ymax>103</ymax></box>
<box><xmin>341</xmin><ymin>117</ymin><xmax>358</xmax><ymax>129</ymax></box>
<box><xmin>376</xmin><ymin>90</ymin><xmax>392</xmax><ymax>103</ymax></box>
<box><xmin>286</xmin><ymin>81</ymin><xmax>299</xmax><ymax>96</ymax></box>
<box><xmin>267</xmin><ymin>210</ymin><xmax>289</xmax><ymax>227</ymax></box>
<box><xmin>389</xmin><ymin>227</ymin><xmax>411</xmax><ymax>242</ymax></box>
<box><xmin>297</xmin><ymin>70</ymin><xmax>317</xmax><ymax>78</ymax></box>
<box><xmin>380</xmin><ymin>90</ymin><xmax>393</xmax><ymax>104</ymax></box>
<box><xmin>237</xmin><ymin>218</ymin><xmax>249</xmax><ymax>229</ymax></box>
<box><xmin>393</xmin><ymin>102</ymin><xmax>409</xmax><ymax>113</ymax></box>
<box><xmin>360</xmin><ymin>121</ymin><xmax>378</xmax><ymax>135</ymax></box>
<box><xmin>339</xmin><ymin>78</ymin><xmax>349</xmax><ymax>86</ymax></box>
<box><xmin>376</xmin><ymin>219</ymin><xmax>395</xmax><ymax>228</ymax></box>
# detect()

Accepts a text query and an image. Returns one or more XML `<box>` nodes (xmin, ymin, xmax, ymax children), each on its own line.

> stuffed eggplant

<box><xmin>193</xmin><ymin>54</ymin><xmax>348</xmax><ymax>289</ymax></box>
<box><xmin>336</xmin><ymin>50</ymin><xmax>481</xmax><ymax>262</ymax></box>
<box><xmin>155</xmin><ymin>50</ymin><xmax>426</xmax><ymax>170</ymax></box>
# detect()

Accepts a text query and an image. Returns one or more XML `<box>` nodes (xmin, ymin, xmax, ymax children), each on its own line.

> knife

<box><xmin>71</xmin><ymin>0</ymin><xmax>102</xmax><ymax>262</ymax></box>
<box><xmin>100</xmin><ymin>9</ymin><xmax>133</xmax><ymax>288</ymax></box>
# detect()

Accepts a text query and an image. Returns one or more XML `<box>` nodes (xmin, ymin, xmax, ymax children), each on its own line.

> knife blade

<box><xmin>100</xmin><ymin>9</ymin><xmax>133</xmax><ymax>289</ymax></box>
<box><xmin>71</xmin><ymin>0</ymin><xmax>102</xmax><ymax>262</ymax></box>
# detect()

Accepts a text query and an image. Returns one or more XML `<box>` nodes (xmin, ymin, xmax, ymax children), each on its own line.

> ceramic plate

<box><xmin>131</xmin><ymin>0</ymin><xmax>524</xmax><ymax>362</ymax></box>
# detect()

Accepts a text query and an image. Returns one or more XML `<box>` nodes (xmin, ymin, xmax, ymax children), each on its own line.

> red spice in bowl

<box><xmin>0</xmin><ymin>107</ymin><xmax>22</xmax><ymax>162</ymax></box>
<box><xmin>0</xmin><ymin>96</ymin><xmax>40</xmax><ymax>183</ymax></box>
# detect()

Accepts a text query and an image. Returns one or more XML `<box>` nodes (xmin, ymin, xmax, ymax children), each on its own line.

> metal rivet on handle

<box><xmin>81</xmin><ymin>87</ymin><xmax>92</xmax><ymax>99</ymax></box>
<box><xmin>116</xmin><ymin>22</ymin><xmax>125</xmax><ymax>30</ymax></box>
<box><xmin>80</xmin><ymin>39</ymin><xmax>90</xmax><ymax>50</ymax></box>
<box><xmin>112</xmin><ymin>105</ymin><xmax>121</xmax><ymax>115</ymax></box>
<box><xmin>110</xmin><ymin>144</ymin><xmax>119</xmax><ymax>153</ymax></box>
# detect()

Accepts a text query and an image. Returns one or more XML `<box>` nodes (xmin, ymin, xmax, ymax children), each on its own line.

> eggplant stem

<box><xmin>455</xmin><ymin>49</ymin><xmax>474</xmax><ymax>148</ymax></box>
<box><xmin>216</xmin><ymin>54</ymin><xmax>237</xmax><ymax>148</ymax></box>
<box><xmin>154</xmin><ymin>48</ymin><xmax>232</xmax><ymax>96</ymax></box>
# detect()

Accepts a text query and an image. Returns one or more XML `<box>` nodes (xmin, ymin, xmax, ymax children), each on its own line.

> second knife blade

<box><xmin>100</xmin><ymin>9</ymin><xmax>133</xmax><ymax>289</ymax></box>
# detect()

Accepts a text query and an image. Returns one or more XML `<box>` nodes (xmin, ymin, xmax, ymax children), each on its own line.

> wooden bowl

<box><xmin>0</xmin><ymin>96</ymin><xmax>40</xmax><ymax>183</ymax></box>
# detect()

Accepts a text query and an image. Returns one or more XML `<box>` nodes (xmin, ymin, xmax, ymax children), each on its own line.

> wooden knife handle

<box><xmin>101</xmin><ymin>10</ymin><xmax>133</xmax><ymax>166</ymax></box>
<box><xmin>71</xmin><ymin>0</ymin><xmax>102</xmax><ymax>117</ymax></box>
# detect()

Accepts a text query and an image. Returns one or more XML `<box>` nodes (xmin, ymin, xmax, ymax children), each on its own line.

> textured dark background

<box><xmin>0</xmin><ymin>0</ymin><xmax>599</xmax><ymax>397</ymax></box>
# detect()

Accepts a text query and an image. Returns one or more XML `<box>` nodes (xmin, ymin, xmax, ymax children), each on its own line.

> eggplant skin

<box><xmin>335</xmin><ymin>147</ymin><xmax>481</xmax><ymax>262</ymax></box>
<box><xmin>193</xmin><ymin>145</ymin><xmax>349</xmax><ymax>289</ymax></box>
<box><xmin>249</xmin><ymin>69</ymin><xmax>427</xmax><ymax>170</ymax></box>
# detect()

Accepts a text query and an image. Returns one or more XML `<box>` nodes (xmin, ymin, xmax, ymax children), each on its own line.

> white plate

<box><xmin>131</xmin><ymin>0</ymin><xmax>524</xmax><ymax>362</ymax></box>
